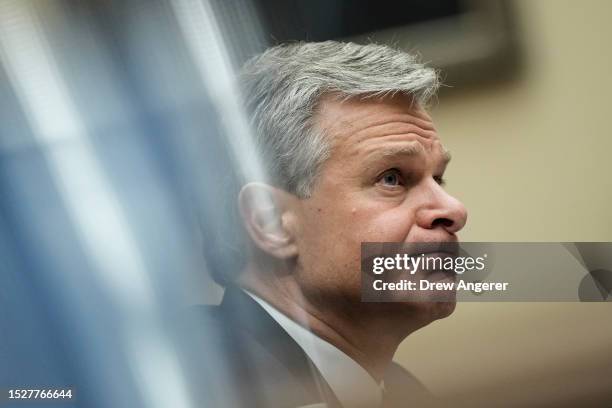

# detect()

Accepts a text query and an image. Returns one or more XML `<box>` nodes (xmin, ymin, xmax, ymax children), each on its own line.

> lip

<box><xmin>420</xmin><ymin>250</ymin><xmax>459</xmax><ymax>259</ymax></box>
<box><xmin>426</xmin><ymin>269</ymin><xmax>458</xmax><ymax>283</ymax></box>
<box><xmin>362</xmin><ymin>241</ymin><xmax>461</xmax><ymax>277</ymax></box>
<box><xmin>416</xmin><ymin>251</ymin><xmax>460</xmax><ymax>278</ymax></box>
<box><xmin>403</xmin><ymin>241</ymin><xmax>460</xmax><ymax>258</ymax></box>
<box><xmin>423</xmin><ymin>241</ymin><xmax>459</xmax><ymax>256</ymax></box>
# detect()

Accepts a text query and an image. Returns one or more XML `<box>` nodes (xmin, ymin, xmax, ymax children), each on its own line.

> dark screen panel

<box><xmin>253</xmin><ymin>0</ymin><xmax>463</xmax><ymax>42</ymax></box>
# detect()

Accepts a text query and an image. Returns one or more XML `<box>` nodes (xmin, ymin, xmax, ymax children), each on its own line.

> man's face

<box><xmin>290</xmin><ymin>93</ymin><xmax>467</xmax><ymax>320</ymax></box>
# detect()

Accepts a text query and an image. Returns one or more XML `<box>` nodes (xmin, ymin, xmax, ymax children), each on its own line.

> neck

<box><xmin>237</xmin><ymin>263</ymin><xmax>425</xmax><ymax>382</ymax></box>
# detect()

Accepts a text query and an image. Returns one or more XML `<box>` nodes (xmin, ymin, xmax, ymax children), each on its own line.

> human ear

<box><xmin>238</xmin><ymin>182</ymin><xmax>299</xmax><ymax>259</ymax></box>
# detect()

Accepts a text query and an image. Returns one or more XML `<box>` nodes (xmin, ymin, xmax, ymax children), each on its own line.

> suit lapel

<box><xmin>220</xmin><ymin>287</ymin><xmax>342</xmax><ymax>407</ymax></box>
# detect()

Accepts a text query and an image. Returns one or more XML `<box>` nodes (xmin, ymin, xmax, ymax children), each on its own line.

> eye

<box><xmin>377</xmin><ymin>169</ymin><xmax>403</xmax><ymax>187</ymax></box>
<box><xmin>433</xmin><ymin>175</ymin><xmax>446</xmax><ymax>186</ymax></box>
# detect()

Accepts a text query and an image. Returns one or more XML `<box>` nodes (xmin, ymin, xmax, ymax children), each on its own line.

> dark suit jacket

<box><xmin>182</xmin><ymin>287</ymin><xmax>433</xmax><ymax>408</ymax></box>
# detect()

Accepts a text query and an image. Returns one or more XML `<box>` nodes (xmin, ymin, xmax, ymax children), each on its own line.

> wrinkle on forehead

<box><xmin>356</xmin><ymin>136</ymin><xmax>449</xmax><ymax>167</ymax></box>
<box><xmin>346</xmin><ymin>120</ymin><xmax>438</xmax><ymax>145</ymax></box>
<box><xmin>334</xmin><ymin>115</ymin><xmax>441</xmax><ymax>162</ymax></box>
<box><xmin>378</xmin><ymin>141</ymin><xmax>425</xmax><ymax>157</ymax></box>
<box><xmin>314</xmin><ymin>94</ymin><xmax>438</xmax><ymax>152</ymax></box>
<box><xmin>330</xmin><ymin>111</ymin><xmax>436</xmax><ymax>137</ymax></box>
<box><xmin>312</xmin><ymin>95</ymin><xmax>452</xmax><ymax>181</ymax></box>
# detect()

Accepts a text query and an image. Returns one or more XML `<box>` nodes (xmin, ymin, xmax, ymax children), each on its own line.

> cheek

<box><xmin>295</xmin><ymin>197</ymin><xmax>417</xmax><ymax>268</ymax></box>
<box><xmin>300</xmin><ymin>200</ymin><xmax>417</xmax><ymax>244</ymax></box>
<box><xmin>350</xmin><ymin>205</ymin><xmax>417</xmax><ymax>242</ymax></box>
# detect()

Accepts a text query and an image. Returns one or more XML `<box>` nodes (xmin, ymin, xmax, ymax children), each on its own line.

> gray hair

<box><xmin>239</xmin><ymin>41</ymin><xmax>439</xmax><ymax>197</ymax></box>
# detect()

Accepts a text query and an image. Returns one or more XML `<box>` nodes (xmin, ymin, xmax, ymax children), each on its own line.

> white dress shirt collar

<box><xmin>245</xmin><ymin>290</ymin><xmax>384</xmax><ymax>408</ymax></box>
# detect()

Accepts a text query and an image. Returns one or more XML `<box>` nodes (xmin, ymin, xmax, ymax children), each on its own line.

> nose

<box><xmin>415</xmin><ymin>183</ymin><xmax>468</xmax><ymax>235</ymax></box>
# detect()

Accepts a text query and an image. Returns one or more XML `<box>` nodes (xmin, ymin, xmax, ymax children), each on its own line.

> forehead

<box><xmin>314</xmin><ymin>93</ymin><xmax>443</xmax><ymax>158</ymax></box>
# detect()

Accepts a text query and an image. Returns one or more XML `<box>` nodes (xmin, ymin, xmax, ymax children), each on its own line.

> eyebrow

<box><xmin>367</xmin><ymin>142</ymin><xmax>452</xmax><ymax>165</ymax></box>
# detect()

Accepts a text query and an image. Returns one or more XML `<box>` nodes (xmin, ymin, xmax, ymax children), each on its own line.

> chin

<box><xmin>401</xmin><ymin>299</ymin><xmax>457</xmax><ymax>328</ymax></box>
<box><xmin>429</xmin><ymin>300</ymin><xmax>456</xmax><ymax>320</ymax></box>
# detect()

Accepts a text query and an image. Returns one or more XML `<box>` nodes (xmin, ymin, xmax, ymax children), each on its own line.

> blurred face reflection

<box><xmin>291</xmin><ymin>94</ymin><xmax>468</xmax><ymax>319</ymax></box>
